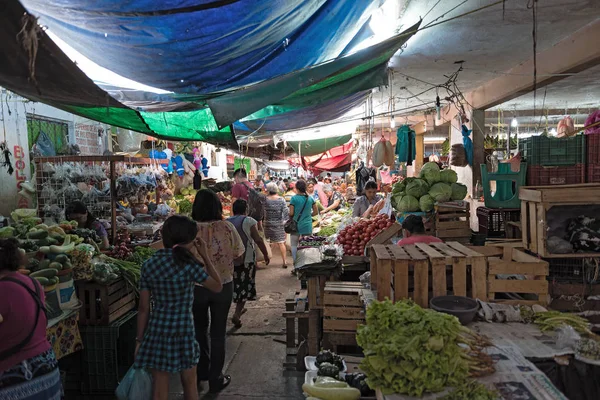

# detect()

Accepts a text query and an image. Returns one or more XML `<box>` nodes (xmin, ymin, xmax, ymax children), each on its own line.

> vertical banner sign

<box><xmin>14</xmin><ymin>145</ymin><xmax>29</xmax><ymax>208</ymax></box>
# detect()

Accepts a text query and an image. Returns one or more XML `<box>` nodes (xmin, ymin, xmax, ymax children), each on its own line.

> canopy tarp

<box><xmin>22</xmin><ymin>0</ymin><xmax>381</xmax><ymax>93</ymax></box>
<box><xmin>303</xmin><ymin>140</ymin><xmax>353</xmax><ymax>172</ymax></box>
<box><xmin>0</xmin><ymin>1</ymin><xmax>236</xmax><ymax>145</ymax></box>
<box><xmin>288</xmin><ymin>135</ymin><xmax>353</xmax><ymax>157</ymax></box>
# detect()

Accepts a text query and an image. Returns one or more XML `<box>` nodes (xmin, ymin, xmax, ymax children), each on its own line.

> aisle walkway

<box><xmin>169</xmin><ymin>255</ymin><xmax>305</xmax><ymax>399</ymax></box>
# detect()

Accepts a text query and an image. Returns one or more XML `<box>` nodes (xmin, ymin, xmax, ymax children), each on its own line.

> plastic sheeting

<box><xmin>23</xmin><ymin>0</ymin><xmax>381</xmax><ymax>93</ymax></box>
<box><xmin>288</xmin><ymin>135</ymin><xmax>353</xmax><ymax>157</ymax></box>
<box><xmin>303</xmin><ymin>140</ymin><xmax>354</xmax><ymax>172</ymax></box>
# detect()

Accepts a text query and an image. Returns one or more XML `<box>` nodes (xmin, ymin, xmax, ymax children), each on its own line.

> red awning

<box><xmin>303</xmin><ymin>140</ymin><xmax>353</xmax><ymax>172</ymax></box>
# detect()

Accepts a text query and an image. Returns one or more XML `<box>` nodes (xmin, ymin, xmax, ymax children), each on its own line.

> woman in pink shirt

<box><xmin>0</xmin><ymin>238</ymin><xmax>61</xmax><ymax>399</ymax></box>
<box><xmin>396</xmin><ymin>215</ymin><xmax>443</xmax><ymax>246</ymax></box>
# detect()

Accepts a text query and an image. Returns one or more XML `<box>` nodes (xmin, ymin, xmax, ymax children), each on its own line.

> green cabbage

<box><xmin>419</xmin><ymin>162</ymin><xmax>441</xmax><ymax>185</ymax></box>
<box><xmin>439</xmin><ymin>169</ymin><xmax>458</xmax><ymax>184</ymax></box>
<box><xmin>451</xmin><ymin>183</ymin><xmax>468</xmax><ymax>200</ymax></box>
<box><xmin>405</xmin><ymin>178</ymin><xmax>429</xmax><ymax>198</ymax></box>
<box><xmin>429</xmin><ymin>183</ymin><xmax>452</xmax><ymax>202</ymax></box>
<box><xmin>398</xmin><ymin>195</ymin><xmax>420</xmax><ymax>212</ymax></box>
<box><xmin>392</xmin><ymin>194</ymin><xmax>404</xmax><ymax>210</ymax></box>
<box><xmin>419</xmin><ymin>194</ymin><xmax>435</xmax><ymax>212</ymax></box>
<box><xmin>392</xmin><ymin>180</ymin><xmax>406</xmax><ymax>196</ymax></box>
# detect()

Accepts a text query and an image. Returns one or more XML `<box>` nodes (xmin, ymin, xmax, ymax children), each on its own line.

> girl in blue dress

<box><xmin>134</xmin><ymin>215</ymin><xmax>222</xmax><ymax>400</ymax></box>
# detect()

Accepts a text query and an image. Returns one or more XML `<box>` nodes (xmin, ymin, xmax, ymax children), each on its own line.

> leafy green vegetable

<box><xmin>440</xmin><ymin>380</ymin><xmax>498</xmax><ymax>400</ymax></box>
<box><xmin>398</xmin><ymin>195</ymin><xmax>420</xmax><ymax>212</ymax></box>
<box><xmin>419</xmin><ymin>194</ymin><xmax>435</xmax><ymax>212</ymax></box>
<box><xmin>450</xmin><ymin>183</ymin><xmax>468</xmax><ymax>200</ymax></box>
<box><xmin>178</xmin><ymin>199</ymin><xmax>193</xmax><ymax>215</ymax></box>
<box><xmin>357</xmin><ymin>300</ymin><xmax>473</xmax><ymax>397</ymax></box>
<box><xmin>318</xmin><ymin>225</ymin><xmax>338</xmax><ymax>237</ymax></box>
<box><xmin>405</xmin><ymin>178</ymin><xmax>430</xmax><ymax>198</ymax></box>
<box><xmin>420</xmin><ymin>162</ymin><xmax>441</xmax><ymax>185</ymax></box>
<box><xmin>429</xmin><ymin>183</ymin><xmax>452</xmax><ymax>202</ymax></box>
<box><xmin>439</xmin><ymin>169</ymin><xmax>458</xmax><ymax>184</ymax></box>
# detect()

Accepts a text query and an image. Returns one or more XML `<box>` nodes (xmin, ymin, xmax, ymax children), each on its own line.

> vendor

<box><xmin>396</xmin><ymin>214</ymin><xmax>442</xmax><ymax>246</ymax></box>
<box><xmin>352</xmin><ymin>181</ymin><xmax>382</xmax><ymax>218</ymax></box>
<box><xmin>321</xmin><ymin>184</ymin><xmax>343</xmax><ymax>214</ymax></box>
<box><xmin>65</xmin><ymin>201</ymin><xmax>110</xmax><ymax>249</ymax></box>
<box><xmin>0</xmin><ymin>238</ymin><xmax>61</xmax><ymax>399</ymax></box>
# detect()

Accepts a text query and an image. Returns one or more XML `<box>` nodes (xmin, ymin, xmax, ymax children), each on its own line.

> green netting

<box><xmin>64</xmin><ymin>105</ymin><xmax>154</xmax><ymax>134</ymax></box>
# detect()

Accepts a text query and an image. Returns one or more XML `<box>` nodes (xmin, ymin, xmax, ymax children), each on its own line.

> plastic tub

<box><xmin>430</xmin><ymin>295</ymin><xmax>478</xmax><ymax>325</ymax></box>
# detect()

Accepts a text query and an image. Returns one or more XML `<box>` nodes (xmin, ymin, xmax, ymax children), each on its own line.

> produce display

<box><xmin>302</xmin><ymin>382</ymin><xmax>361</xmax><ymax>400</ymax></box>
<box><xmin>315</xmin><ymin>350</ymin><xmax>345</xmax><ymax>371</ymax></box>
<box><xmin>439</xmin><ymin>381</ymin><xmax>498</xmax><ymax>400</ymax></box>
<box><xmin>344</xmin><ymin>373</ymin><xmax>374</xmax><ymax>397</ymax></box>
<box><xmin>299</xmin><ymin>235</ymin><xmax>328</xmax><ymax>249</ymax></box>
<box><xmin>391</xmin><ymin>162</ymin><xmax>467</xmax><ymax>212</ymax></box>
<box><xmin>336</xmin><ymin>214</ymin><xmax>395</xmax><ymax>256</ymax></box>
<box><xmin>532</xmin><ymin>310</ymin><xmax>592</xmax><ymax>335</ymax></box>
<box><xmin>577</xmin><ymin>337</ymin><xmax>600</xmax><ymax>361</ymax></box>
<box><xmin>356</xmin><ymin>300</ymin><xmax>494</xmax><ymax>397</ymax></box>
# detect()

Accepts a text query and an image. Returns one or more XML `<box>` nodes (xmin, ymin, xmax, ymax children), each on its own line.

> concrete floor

<box><xmin>168</xmin><ymin>254</ymin><xmax>306</xmax><ymax>400</ymax></box>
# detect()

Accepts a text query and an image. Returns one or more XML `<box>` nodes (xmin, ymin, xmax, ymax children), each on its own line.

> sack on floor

<box><xmin>115</xmin><ymin>367</ymin><xmax>152</xmax><ymax>400</ymax></box>
<box><xmin>255</xmin><ymin>231</ymin><xmax>272</xmax><ymax>262</ymax></box>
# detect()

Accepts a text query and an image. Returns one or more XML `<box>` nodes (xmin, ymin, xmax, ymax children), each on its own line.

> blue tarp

<box><xmin>23</xmin><ymin>0</ymin><xmax>382</xmax><ymax>93</ymax></box>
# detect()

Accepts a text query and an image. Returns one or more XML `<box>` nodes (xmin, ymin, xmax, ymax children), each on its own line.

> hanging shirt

<box><xmin>396</xmin><ymin>125</ymin><xmax>416</xmax><ymax>165</ymax></box>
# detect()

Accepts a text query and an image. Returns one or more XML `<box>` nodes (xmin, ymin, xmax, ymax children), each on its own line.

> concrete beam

<box><xmin>437</xmin><ymin>19</ymin><xmax>600</xmax><ymax>123</ymax></box>
<box><xmin>470</xmin><ymin>19</ymin><xmax>600</xmax><ymax>109</ymax></box>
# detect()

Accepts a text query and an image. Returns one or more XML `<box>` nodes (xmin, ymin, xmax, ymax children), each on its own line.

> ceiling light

<box><xmin>390</xmin><ymin>116</ymin><xmax>396</xmax><ymax>129</ymax></box>
<box><xmin>424</xmin><ymin>137</ymin><xmax>446</xmax><ymax>143</ymax></box>
<box><xmin>511</xmin><ymin>118</ymin><xmax>518</xmax><ymax>128</ymax></box>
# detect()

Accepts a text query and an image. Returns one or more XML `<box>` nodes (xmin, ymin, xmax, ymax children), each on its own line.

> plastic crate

<box><xmin>527</xmin><ymin>164</ymin><xmax>585</xmax><ymax>186</ymax></box>
<box><xmin>547</xmin><ymin>258</ymin><xmax>600</xmax><ymax>284</ymax></box>
<box><xmin>518</xmin><ymin>135</ymin><xmax>586</xmax><ymax>166</ymax></box>
<box><xmin>80</xmin><ymin>311</ymin><xmax>137</xmax><ymax>394</ymax></box>
<box><xmin>587</xmin><ymin>134</ymin><xmax>600</xmax><ymax>183</ymax></box>
<box><xmin>476</xmin><ymin>207</ymin><xmax>520</xmax><ymax>238</ymax></box>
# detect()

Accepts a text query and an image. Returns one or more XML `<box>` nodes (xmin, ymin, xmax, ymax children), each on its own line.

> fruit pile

<box><xmin>336</xmin><ymin>214</ymin><xmax>395</xmax><ymax>256</ymax></box>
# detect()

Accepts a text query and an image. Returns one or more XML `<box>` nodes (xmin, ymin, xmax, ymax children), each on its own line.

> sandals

<box><xmin>231</xmin><ymin>308</ymin><xmax>247</xmax><ymax>328</ymax></box>
<box><xmin>209</xmin><ymin>375</ymin><xmax>232</xmax><ymax>393</ymax></box>
<box><xmin>282</xmin><ymin>264</ymin><xmax>288</xmax><ymax>269</ymax></box>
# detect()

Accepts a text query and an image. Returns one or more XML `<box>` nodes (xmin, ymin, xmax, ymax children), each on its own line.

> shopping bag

<box><xmin>115</xmin><ymin>367</ymin><xmax>152</xmax><ymax>400</ymax></box>
<box><xmin>378</xmin><ymin>194</ymin><xmax>394</xmax><ymax>217</ymax></box>
<box><xmin>255</xmin><ymin>231</ymin><xmax>272</xmax><ymax>262</ymax></box>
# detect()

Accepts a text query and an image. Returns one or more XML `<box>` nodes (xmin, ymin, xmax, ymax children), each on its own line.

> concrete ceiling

<box><xmin>376</xmin><ymin>0</ymin><xmax>600</xmax><ymax>118</ymax></box>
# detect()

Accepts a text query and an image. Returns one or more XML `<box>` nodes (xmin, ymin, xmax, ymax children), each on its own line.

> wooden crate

<box><xmin>487</xmin><ymin>247</ymin><xmax>549</xmax><ymax>305</ymax></box>
<box><xmin>282</xmin><ymin>290</ymin><xmax>309</xmax><ymax>370</ymax></box>
<box><xmin>520</xmin><ymin>184</ymin><xmax>600</xmax><ymax>258</ymax></box>
<box><xmin>76</xmin><ymin>278</ymin><xmax>136</xmax><ymax>326</ymax></box>
<box><xmin>370</xmin><ymin>242</ymin><xmax>487</xmax><ymax>308</ymax></box>
<box><xmin>307</xmin><ymin>276</ymin><xmax>328</xmax><ymax>310</ymax></box>
<box><xmin>435</xmin><ymin>203</ymin><xmax>471</xmax><ymax>242</ymax></box>
<box><xmin>322</xmin><ymin>282</ymin><xmax>365</xmax><ymax>350</ymax></box>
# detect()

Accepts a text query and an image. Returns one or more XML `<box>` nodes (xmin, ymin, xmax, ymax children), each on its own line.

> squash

<box><xmin>373</xmin><ymin>138</ymin><xmax>387</xmax><ymax>167</ymax></box>
<box><xmin>384</xmin><ymin>140</ymin><xmax>395</xmax><ymax>166</ymax></box>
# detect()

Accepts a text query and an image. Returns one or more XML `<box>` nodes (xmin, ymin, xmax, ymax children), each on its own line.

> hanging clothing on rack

<box><xmin>395</xmin><ymin>125</ymin><xmax>416</xmax><ymax>165</ymax></box>
<box><xmin>355</xmin><ymin>163</ymin><xmax>376</xmax><ymax>196</ymax></box>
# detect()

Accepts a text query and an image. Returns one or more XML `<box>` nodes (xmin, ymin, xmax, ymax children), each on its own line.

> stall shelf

<box><xmin>34</xmin><ymin>155</ymin><xmax>168</xmax><ymax>243</ymax></box>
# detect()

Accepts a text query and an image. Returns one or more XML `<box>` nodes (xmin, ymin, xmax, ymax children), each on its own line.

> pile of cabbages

<box><xmin>391</xmin><ymin>162</ymin><xmax>468</xmax><ymax>212</ymax></box>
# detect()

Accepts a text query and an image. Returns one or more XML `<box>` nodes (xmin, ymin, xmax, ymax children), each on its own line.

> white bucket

<box><xmin>57</xmin><ymin>278</ymin><xmax>78</xmax><ymax>310</ymax></box>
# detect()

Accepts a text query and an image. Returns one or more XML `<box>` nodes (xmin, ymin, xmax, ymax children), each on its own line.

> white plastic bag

<box><xmin>378</xmin><ymin>194</ymin><xmax>394</xmax><ymax>217</ymax></box>
<box><xmin>115</xmin><ymin>367</ymin><xmax>152</xmax><ymax>400</ymax></box>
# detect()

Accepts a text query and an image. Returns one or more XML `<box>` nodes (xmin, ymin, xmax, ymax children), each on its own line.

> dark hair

<box><xmin>192</xmin><ymin>189</ymin><xmax>223</xmax><ymax>222</ymax></box>
<box><xmin>0</xmin><ymin>238</ymin><xmax>22</xmax><ymax>271</ymax></box>
<box><xmin>162</xmin><ymin>215</ymin><xmax>201</xmax><ymax>267</ymax></box>
<box><xmin>317</xmin><ymin>176</ymin><xmax>323</xmax><ymax>182</ymax></box>
<box><xmin>308</xmin><ymin>178</ymin><xmax>317</xmax><ymax>185</ymax></box>
<box><xmin>66</xmin><ymin>201</ymin><xmax>96</xmax><ymax>229</ymax></box>
<box><xmin>283</xmin><ymin>178</ymin><xmax>288</xmax><ymax>183</ymax></box>
<box><xmin>233</xmin><ymin>168</ymin><xmax>247</xmax><ymax>178</ymax></box>
<box><xmin>402</xmin><ymin>215</ymin><xmax>425</xmax><ymax>234</ymax></box>
<box><xmin>232</xmin><ymin>199</ymin><xmax>248</xmax><ymax>215</ymax></box>
<box><xmin>365</xmin><ymin>181</ymin><xmax>378</xmax><ymax>191</ymax></box>
<box><xmin>295</xmin><ymin>180</ymin><xmax>307</xmax><ymax>194</ymax></box>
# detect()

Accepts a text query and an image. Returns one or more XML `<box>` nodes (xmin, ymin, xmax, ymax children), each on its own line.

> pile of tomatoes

<box><xmin>336</xmin><ymin>214</ymin><xmax>395</xmax><ymax>256</ymax></box>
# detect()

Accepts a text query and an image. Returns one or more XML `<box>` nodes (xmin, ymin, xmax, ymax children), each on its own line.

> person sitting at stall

<box><xmin>66</xmin><ymin>201</ymin><xmax>110</xmax><ymax>249</ymax></box>
<box><xmin>396</xmin><ymin>215</ymin><xmax>442</xmax><ymax>246</ymax></box>
<box><xmin>352</xmin><ymin>181</ymin><xmax>383</xmax><ymax>218</ymax></box>
<box><xmin>321</xmin><ymin>184</ymin><xmax>344</xmax><ymax>214</ymax></box>
<box><xmin>0</xmin><ymin>238</ymin><xmax>62</xmax><ymax>399</ymax></box>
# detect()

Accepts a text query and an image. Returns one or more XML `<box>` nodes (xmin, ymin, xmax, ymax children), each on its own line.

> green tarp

<box><xmin>287</xmin><ymin>134</ymin><xmax>353</xmax><ymax>157</ymax></box>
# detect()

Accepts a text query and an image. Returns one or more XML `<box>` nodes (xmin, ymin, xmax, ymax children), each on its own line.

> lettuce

<box><xmin>398</xmin><ymin>195</ymin><xmax>420</xmax><ymax>212</ymax></box>
<box><xmin>439</xmin><ymin>169</ymin><xmax>458</xmax><ymax>184</ymax></box>
<box><xmin>405</xmin><ymin>178</ymin><xmax>429</xmax><ymax>198</ymax></box>
<box><xmin>419</xmin><ymin>194</ymin><xmax>435</xmax><ymax>212</ymax></box>
<box><xmin>451</xmin><ymin>183</ymin><xmax>468</xmax><ymax>200</ymax></box>
<box><xmin>429</xmin><ymin>183</ymin><xmax>452</xmax><ymax>202</ymax></box>
<box><xmin>420</xmin><ymin>162</ymin><xmax>441</xmax><ymax>185</ymax></box>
